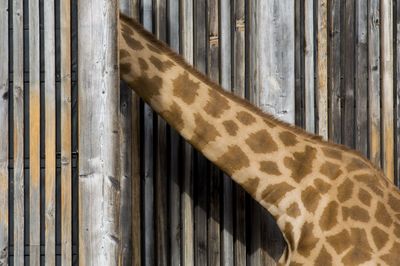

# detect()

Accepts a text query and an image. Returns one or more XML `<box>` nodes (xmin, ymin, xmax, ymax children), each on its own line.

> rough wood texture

<box><xmin>304</xmin><ymin>0</ymin><xmax>315</xmax><ymax>133</ymax></box>
<box><xmin>381</xmin><ymin>0</ymin><xmax>395</xmax><ymax>181</ymax></box>
<box><xmin>44</xmin><ymin>0</ymin><xmax>56</xmax><ymax>264</ymax></box>
<box><xmin>78</xmin><ymin>1</ymin><xmax>120</xmax><ymax>264</ymax></box>
<box><xmin>0</xmin><ymin>0</ymin><xmax>8</xmax><ymax>263</ymax></box>
<box><xmin>13</xmin><ymin>1</ymin><xmax>25</xmax><ymax>264</ymax></box>
<box><xmin>61</xmin><ymin>0</ymin><xmax>72</xmax><ymax>264</ymax></box>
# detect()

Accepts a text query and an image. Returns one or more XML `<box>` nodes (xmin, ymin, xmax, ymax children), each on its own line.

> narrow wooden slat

<box><xmin>181</xmin><ymin>0</ymin><xmax>194</xmax><ymax>265</ymax></box>
<box><xmin>13</xmin><ymin>0</ymin><xmax>24</xmax><ymax>264</ymax></box>
<box><xmin>154</xmin><ymin>1</ymin><xmax>169</xmax><ymax>264</ymax></box>
<box><xmin>368</xmin><ymin>0</ymin><xmax>381</xmax><ymax>167</ymax></box>
<box><xmin>355</xmin><ymin>0</ymin><xmax>368</xmax><ymax>157</ymax></box>
<box><xmin>78</xmin><ymin>1</ymin><xmax>120</xmax><ymax>264</ymax></box>
<box><xmin>29</xmin><ymin>0</ymin><xmax>41</xmax><ymax>264</ymax></box>
<box><xmin>316</xmin><ymin>0</ymin><xmax>328</xmax><ymax>139</ymax></box>
<box><xmin>304</xmin><ymin>0</ymin><xmax>315</xmax><ymax>133</ymax></box>
<box><xmin>141</xmin><ymin>1</ymin><xmax>155</xmax><ymax>265</ymax></box>
<box><xmin>207</xmin><ymin>0</ymin><xmax>221</xmax><ymax>264</ymax></box>
<box><xmin>328</xmin><ymin>0</ymin><xmax>341</xmax><ymax>143</ymax></box>
<box><xmin>232</xmin><ymin>0</ymin><xmax>246</xmax><ymax>264</ymax></box>
<box><xmin>61</xmin><ymin>0</ymin><xmax>72</xmax><ymax>264</ymax></box>
<box><xmin>381</xmin><ymin>0</ymin><xmax>395</xmax><ymax>181</ymax></box>
<box><xmin>0</xmin><ymin>0</ymin><xmax>9</xmax><ymax>263</ymax></box>
<box><xmin>294</xmin><ymin>0</ymin><xmax>304</xmax><ymax>128</ymax></box>
<box><xmin>396</xmin><ymin>0</ymin><xmax>400</xmax><ymax>185</ymax></box>
<box><xmin>167</xmin><ymin>1</ymin><xmax>181</xmax><ymax>264</ymax></box>
<box><xmin>44</xmin><ymin>0</ymin><xmax>56</xmax><ymax>264</ymax></box>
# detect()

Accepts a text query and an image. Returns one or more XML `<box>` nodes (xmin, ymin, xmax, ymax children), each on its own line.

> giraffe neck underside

<box><xmin>119</xmin><ymin>13</ymin><xmax>400</xmax><ymax>265</ymax></box>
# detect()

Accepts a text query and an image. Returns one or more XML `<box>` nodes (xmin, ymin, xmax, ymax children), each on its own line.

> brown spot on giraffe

<box><xmin>337</xmin><ymin>179</ymin><xmax>354</xmax><ymax>203</ymax></box>
<box><xmin>319</xmin><ymin>161</ymin><xmax>342</xmax><ymax>180</ymax></box>
<box><xmin>341</xmin><ymin>228</ymin><xmax>373</xmax><ymax>265</ymax></box>
<box><xmin>283</xmin><ymin>146</ymin><xmax>317</xmax><ymax>183</ymax></box>
<box><xmin>314</xmin><ymin>246</ymin><xmax>332</xmax><ymax>266</ymax></box>
<box><xmin>279</xmin><ymin>131</ymin><xmax>298</xmax><ymax>146</ymax></box>
<box><xmin>191</xmin><ymin>113</ymin><xmax>221</xmax><ymax>150</ymax></box>
<box><xmin>172</xmin><ymin>72</ymin><xmax>200</xmax><ymax>105</ymax></box>
<box><xmin>161</xmin><ymin>102</ymin><xmax>184</xmax><ymax>131</ymax></box>
<box><xmin>375</xmin><ymin>202</ymin><xmax>393</xmax><ymax>227</ymax></box>
<box><xmin>321</xmin><ymin>147</ymin><xmax>342</xmax><ymax>160</ymax></box>
<box><xmin>149</xmin><ymin>55</ymin><xmax>175</xmax><ymax>72</ymax></box>
<box><xmin>327</xmin><ymin>229</ymin><xmax>351</xmax><ymax>254</ymax></box>
<box><xmin>147</xmin><ymin>43</ymin><xmax>162</xmax><ymax>53</ymax></box>
<box><xmin>358</xmin><ymin>188</ymin><xmax>372</xmax><ymax>206</ymax></box>
<box><xmin>342</xmin><ymin>206</ymin><xmax>369</xmax><ymax>222</ymax></box>
<box><xmin>371</xmin><ymin>226</ymin><xmax>389</xmax><ymax>250</ymax></box>
<box><xmin>120</xmin><ymin>63</ymin><xmax>131</xmax><ymax>75</ymax></box>
<box><xmin>354</xmin><ymin>174</ymin><xmax>384</xmax><ymax>197</ymax></box>
<box><xmin>122</xmin><ymin>32</ymin><xmax>144</xmax><ymax>50</ymax></box>
<box><xmin>346</xmin><ymin>158</ymin><xmax>368</xmax><ymax>172</ymax></box>
<box><xmin>240</xmin><ymin>177</ymin><xmax>259</xmax><ymax>196</ymax></box>
<box><xmin>283</xmin><ymin>223</ymin><xmax>295</xmax><ymax>250</ymax></box>
<box><xmin>236</xmin><ymin>111</ymin><xmax>256</xmax><ymax>125</ymax></box>
<box><xmin>263</xmin><ymin>118</ymin><xmax>277</xmax><ymax>128</ymax></box>
<box><xmin>313</xmin><ymin>178</ymin><xmax>331</xmax><ymax>194</ymax></box>
<box><xmin>287</xmin><ymin>202</ymin><xmax>301</xmax><ymax>218</ymax></box>
<box><xmin>301</xmin><ymin>186</ymin><xmax>321</xmax><ymax>213</ymax></box>
<box><xmin>259</xmin><ymin>161</ymin><xmax>281</xmax><ymax>175</ymax></box>
<box><xmin>204</xmin><ymin>89</ymin><xmax>230</xmax><ymax>118</ymax></box>
<box><xmin>261</xmin><ymin>182</ymin><xmax>295</xmax><ymax>205</ymax></box>
<box><xmin>120</xmin><ymin>49</ymin><xmax>130</xmax><ymax>59</ymax></box>
<box><xmin>215</xmin><ymin>145</ymin><xmax>250</xmax><ymax>174</ymax></box>
<box><xmin>222</xmin><ymin>120</ymin><xmax>238</xmax><ymax>136</ymax></box>
<box><xmin>245</xmin><ymin>129</ymin><xmax>278</xmax><ymax>154</ymax></box>
<box><xmin>381</xmin><ymin>242</ymin><xmax>400</xmax><ymax>265</ymax></box>
<box><xmin>138</xmin><ymin>57</ymin><xmax>149</xmax><ymax>71</ymax></box>
<box><xmin>319</xmin><ymin>201</ymin><xmax>339</xmax><ymax>230</ymax></box>
<box><xmin>388</xmin><ymin>194</ymin><xmax>400</xmax><ymax>212</ymax></box>
<box><xmin>297</xmin><ymin>222</ymin><xmax>319</xmax><ymax>257</ymax></box>
<box><xmin>121</xmin><ymin>21</ymin><xmax>134</xmax><ymax>35</ymax></box>
<box><xmin>130</xmin><ymin>74</ymin><xmax>163</xmax><ymax>102</ymax></box>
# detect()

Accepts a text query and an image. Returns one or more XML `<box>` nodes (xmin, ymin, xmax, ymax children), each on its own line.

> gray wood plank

<box><xmin>78</xmin><ymin>1</ymin><xmax>120</xmax><ymax>264</ymax></box>
<box><xmin>0</xmin><ymin>0</ymin><xmax>8</xmax><ymax>263</ymax></box>
<box><xmin>13</xmin><ymin>1</ymin><xmax>25</xmax><ymax>264</ymax></box>
<box><xmin>294</xmin><ymin>0</ymin><xmax>304</xmax><ymax>128</ymax></box>
<box><xmin>304</xmin><ymin>0</ymin><xmax>315</xmax><ymax>133</ymax></box>
<box><xmin>396</xmin><ymin>0</ymin><xmax>400</xmax><ymax>185</ymax></box>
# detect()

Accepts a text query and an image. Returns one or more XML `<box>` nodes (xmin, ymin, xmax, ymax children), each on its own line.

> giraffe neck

<box><xmin>119</xmin><ymin>14</ymin><xmax>400</xmax><ymax>265</ymax></box>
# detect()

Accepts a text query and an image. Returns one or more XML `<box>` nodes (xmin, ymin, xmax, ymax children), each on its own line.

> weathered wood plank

<box><xmin>0</xmin><ymin>0</ymin><xmax>8</xmax><ymax>263</ymax></box>
<box><xmin>29</xmin><ymin>0</ymin><xmax>41</xmax><ymax>264</ymax></box>
<box><xmin>78</xmin><ymin>1</ymin><xmax>120</xmax><ymax>264</ymax></box>
<box><xmin>181</xmin><ymin>0</ymin><xmax>194</xmax><ymax>265</ymax></box>
<box><xmin>294</xmin><ymin>0</ymin><xmax>304</xmax><ymax>128</ymax></box>
<box><xmin>13</xmin><ymin>0</ymin><xmax>25</xmax><ymax>264</ymax></box>
<box><xmin>355</xmin><ymin>0</ymin><xmax>368</xmax><ymax>157</ymax></box>
<box><xmin>368</xmin><ymin>0</ymin><xmax>381</xmax><ymax>168</ymax></box>
<box><xmin>396</xmin><ymin>0</ymin><xmax>400</xmax><ymax>185</ymax></box>
<box><xmin>328</xmin><ymin>0</ymin><xmax>341</xmax><ymax>144</ymax></box>
<box><xmin>316</xmin><ymin>0</ymin><xmax>328</xmax><ymax>139</ymax></box>
<box><xmin>381</xmin><ymin>0</ymin><xmax>395</xmax><ymax>181</ymax></box>
<box><xmin>61</xmin><ymin>0</ymin><xmax>72</xmax><ymax>264</ymax></box>
<box><xmin>44</xmin><ymin>0</ymin><xmax>56</xmax><ymax>264</ymax></box>
<box><xmin>304</xmin><ymin>0</ymin><xmax>314</xmax><ymax>133</ymax></box>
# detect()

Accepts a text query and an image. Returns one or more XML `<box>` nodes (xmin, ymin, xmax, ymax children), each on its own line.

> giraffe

<box><xmin>119</xmin><ymin>13</ymin><xmax>400</xmax><ymax>265</ymax></box>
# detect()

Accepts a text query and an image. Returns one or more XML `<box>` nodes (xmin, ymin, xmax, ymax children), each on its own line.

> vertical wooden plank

<box><xmin>154</xmin><ymin>1</ymin><xmax>169</xmax><ymax>264</ymax></box>
<box><xmin>342</xmin><ymin>0</ymin><xmax>355</xmax><ymax>148</ymax></box>
<box><xmin>328</xmin><ymin>0</ymin><xmax>341</xmax><ymax>143</ymax></box>
<box><xmin>13</xmin><ymin>0</ymin><xmax>24</xmax><ymax>264</ymax></box>
<box><xmin>207</xmin><ymin>0</ymin><xmax>220</xmax><ymax>264</ymax></box>
<box><xmin>0</xmin><ymin>0</ymin><xmax>8</xmax><ymax>263</ymax></box>
<box><xmin>304</xmin><ymin>0</ymin><xmax>315</xmax><ymax>133</ymax></box>
<box><xmin>381</xmin><ymin>0</ymin><xmax>395</xmax><ymax>181</ymax></box>
<box><xmin>369</xmin><ymin>0</ymin><xmax>381</xmax><ymax>167</ymax></box>
<box><xmin>294</xmin><ymin>0</ymin><xmax>304</xmax><ymax>128</ymax></box>
<box><xmin>396</xmin><ymin>0</ymin><xmax>400</xmax><ymax>185</ymax></box>
<box><xmin>355</xmin><ymin>0</ymin><xmax>368</xmax><ymax>157</ymax></box>
<box><xmin>78</xmin><ymin>1</ymin><xmax>120</xmax><ymax>264</ymax></box>
<box><xmin>232</xmin><ymin>0</ymin><xmax>246</xmax><ymax>265</ymax></box>
<box><xmin>61</xmin><ymin>0</ymin><xmax>72</xmax><ymax>264</ymax></box>
<box><xmin>316</xmin><ymin>0</ymin><xmax>328</xmax><ymax>139</ymax></box>
<box><xmin>44</xmin><ymin>0</ymin><xmax>56</xmax><ymax>264</ymax></box>
<box><xmin>181</xmin><ymin>0</ymin><xmax>194</xmax><ymax>264</ymax></box>
<box><xmin>167</xmin><ymin>1</ymin><xmax>181</xmax><ymax>265</ymax></box>
<box><xmin>29</xmin><ymin>0</ymin><xmax>41</xmax><ymax>264</ymax></box>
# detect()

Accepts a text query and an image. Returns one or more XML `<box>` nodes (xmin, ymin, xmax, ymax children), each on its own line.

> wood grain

<box><xmin>304</xmin><ymin>0</ymin><xmax>315</xmax><ymax>133</ymax></box>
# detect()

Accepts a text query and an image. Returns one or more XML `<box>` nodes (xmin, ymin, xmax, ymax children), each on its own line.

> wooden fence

<box><xmin>1</xmin><ymin>0</ymin><xmax>400</xmax><ymax>265</ymax></box>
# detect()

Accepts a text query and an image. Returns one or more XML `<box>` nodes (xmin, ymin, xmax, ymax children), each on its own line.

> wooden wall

<box><xmin>2</xmin><ymin>0</ymin><xmax>400</xmax><ymax>265</ymax></box>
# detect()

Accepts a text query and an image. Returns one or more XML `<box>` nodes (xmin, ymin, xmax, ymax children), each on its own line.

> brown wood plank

<box><xmin>13</xmin><ymin>0</ymin><xmax>24</xmax><ymax>264</ymax></box>
<box><xmin>316</xmin><ymin>0</ymin><xmax>328</xmax><ymax>139</ymax></box>
<box><xmin>0</xmin><ymin>0</ymin><xmax>8</xmax><ymax>263</ymax></box>
<box><xmin>355</xmin><ymin>0</ymin><xmax>368</xmax><ymax>157</ymax></box>
<box><xmin>368</xmin><ymin>0</ymin><xmax>381</xmax><ymax>167</ymax></box>
<box><xmin>381</xmin><ymin>0</ymin><xmax>395</xmax><ymax>181</ymax></box>
<box><xmin>44</xmin><ymin>0</ymin><xmax>56</xmax><ymax>264</ymax></box>
<box><xmin>78</xmin><ymin>1</ymin><xmax>120</xmax><ymax>264</ymax></box>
